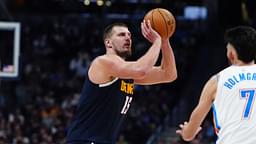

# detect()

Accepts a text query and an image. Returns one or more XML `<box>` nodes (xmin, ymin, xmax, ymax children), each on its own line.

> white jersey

<box><xmin>213</xmin><ymin>65</ymin><xmax>256</xmax><ymax>144</ymax></box>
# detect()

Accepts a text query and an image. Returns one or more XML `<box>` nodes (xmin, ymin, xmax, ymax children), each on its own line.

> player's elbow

<box><xmin>163</xmin><ymin>71</ymin><xmax>177</xmax><ymax>83</ymax></box>
<box><xmin>169</xmin><ymin>72</ymin><xmax>178</xmax><ymax>82</ymax></box>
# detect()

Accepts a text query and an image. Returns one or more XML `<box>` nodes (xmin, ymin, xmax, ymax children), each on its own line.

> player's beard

<box><xmin>115</xmin><ymin>49</ymin><xmax>131</xmax><ymax>59</ymax></box>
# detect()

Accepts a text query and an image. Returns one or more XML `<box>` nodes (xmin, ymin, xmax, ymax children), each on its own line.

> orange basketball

<box><xmin>144</xmin><ymin>8</ymin><xmax>176</xmax><ymax>39</ymax></box>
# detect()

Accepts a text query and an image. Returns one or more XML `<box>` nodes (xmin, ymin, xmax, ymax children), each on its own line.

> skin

<box><xmin>88</xmin><ymin>20</ymin><xmax>177</xmax><ymax>85</ymax></box>
<box><xmin>176</xmin><ymin>43</ymin><xmax>255</xmax><ymax>141</ymax></box>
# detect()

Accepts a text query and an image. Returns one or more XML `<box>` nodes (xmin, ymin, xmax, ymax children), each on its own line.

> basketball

<box><xmin>144</xmin><ymin>8</ymin><xmax>176</xmax><ymax>39</ymax></box>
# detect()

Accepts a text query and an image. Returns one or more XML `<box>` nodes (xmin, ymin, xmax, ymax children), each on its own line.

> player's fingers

<box><xmin>146</xmin><ymin>21</ymin><xmax>160</xmax><ymax>38</ymax></box>
<box><xmin>143</xmin><ymin>20</ymin><xmax>150</xmax><ymax>34</ymax></box>
<box><xmin>146</xmin><ymin>20</ymin><xmax>159</xmax><ymax>35</ymax></box>
<box><xmin>197</xmin><ymin>127</ymin><xmax>202</xmax><ymax>133</ymax></box>
<box><xmin>142</xmin><ymin>21</ymin><xmax>152</xmax><ymax>38</ymax></box>
<box><xmin>141</xmin><ymin>22</ymin><xmax>146</xmax><ymax>37</ymax></box>
<box><xmin>141</xmin><ymin>21</ymin><xmax>147</xmax><ymax>33</ymax></box>
<box><xmin>141</xmin><ymin>21</ymin><xmax>150</xmax><ymax>37</ymax></box>
<box><xmin>147</xmin><ymin>20</ymin><xmax>154</xmax><ymax>31</ymax></box>
<box><xmin>146</xmin><ymin>20</ymin><xmax>151</xmax><ymax>29</ymax></box>
<box><xmin>176</xmin><ymin>130</ymin><xmax>182</xmax><ymax>134</ymax></box>
<box><xmin>179</xmin><ymin>124</ymin><xmax>184</xmax><ymax>128</ymax></box>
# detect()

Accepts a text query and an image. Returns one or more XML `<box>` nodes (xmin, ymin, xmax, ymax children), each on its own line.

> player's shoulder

<box><xmin>89</xmin><ymin>55</ymin><xmax>117</xmax><ymax>84</ymax></box>
<box><xmin>204</xmin><ymin>74</ymin><xmax>218</xmax><ymax>86</ymax></box>
<box><xmin>218</xmin><ymin>65</ymin><xmax>235</xmax><ymax>74</ymax></box>
<box><xmin>94</xmin><ymin>54</ymin><xmax>121</xmax><ymax>61</ymax></box>
<box><xmin>216</xmin><ymin>65</ymin><xmax>240</xmax><ymax>81</ymax></box>
<box><xmin>220</xmin><ymin>64</ymin><xmax>256</xmax><ymax>74</ymax></box>
<box><xmin>92</xmin><ymin>54</ymin><xmax>123</xmax><ymax>66</ymax></box>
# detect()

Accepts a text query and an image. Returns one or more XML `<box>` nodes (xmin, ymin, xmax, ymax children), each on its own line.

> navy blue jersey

<box><xmin>66</xmin><ymin>74</ymin><xmax>134</xmax><ymax>144</ymax></box>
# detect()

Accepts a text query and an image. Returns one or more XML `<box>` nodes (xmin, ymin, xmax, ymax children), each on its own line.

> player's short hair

<box><xmin>224</xmin><ymin>26</ymin><xmax>256</xmax><ymax>63</ymax></box>
<box><xmin>103</xmin><ymin>23</ymin><xmax>128</xmax><ymax>41</ymax></box>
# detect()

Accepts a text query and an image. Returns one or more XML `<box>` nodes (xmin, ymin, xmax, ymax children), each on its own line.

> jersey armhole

<box><xmin>99</xmin><ymin>78</ymin><xmax>119</xmax><ymax>87</ymax></box>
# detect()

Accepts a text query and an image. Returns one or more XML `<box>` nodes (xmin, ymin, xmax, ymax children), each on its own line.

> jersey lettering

<box><xmin>121</xmin><ymin>96</ymin><xmax>132</xmax><ymax>114</ymax></box>
<box><xmin>120</xmin><ymin>80</ymin><xmax>134</xmax><ymax>94</ymax></box>
<box><xmin>240</xmin><ymin>89</ymin><xmax>256</xmax><ymax>119</ymax></box>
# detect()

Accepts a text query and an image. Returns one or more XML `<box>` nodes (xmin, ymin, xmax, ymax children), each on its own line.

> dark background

<box><xmin>0</xmin><ymin>0</ymin><xmax>255</xmax><ymax>143</ymax></box>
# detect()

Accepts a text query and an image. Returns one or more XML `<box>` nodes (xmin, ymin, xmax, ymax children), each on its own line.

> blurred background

<box><xmin>0</xmin><ymin>0</ymin><xmax>255</xmax><ymax>143</ymax></box>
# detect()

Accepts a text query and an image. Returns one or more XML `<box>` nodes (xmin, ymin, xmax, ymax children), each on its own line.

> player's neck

<box><xmin>233</xmin><ymin>60</ymin><xmax>255</xmax><ymax>66</ymax></box>
<box><xmin>106</xmin><ymin>50</ymin><xmax>126</xmax><ymax>60</ymax></box>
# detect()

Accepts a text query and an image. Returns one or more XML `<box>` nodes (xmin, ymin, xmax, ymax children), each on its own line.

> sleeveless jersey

<box><xmin>66</xmin><ymin>74</ymin><xmax>134</xmax><ymax>144</ymax></box>
<box><xmin>213</xmin><ymin>65</ymin><xmax>256</xmax><ymax>144</ymax></box>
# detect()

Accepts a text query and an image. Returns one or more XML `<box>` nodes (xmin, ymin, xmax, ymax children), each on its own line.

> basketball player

<box><xmin>66</xmin><ymin>20</ymin><xmax>177</xmax><ymax>144</ymax></box>
<box><xmin>176</xmin><ymin>26</ymin><xmax>256</xmax><ymax>144</ymax></box>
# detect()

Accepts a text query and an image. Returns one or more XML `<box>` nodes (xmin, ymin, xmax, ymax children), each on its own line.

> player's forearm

<box><xmin>136</xmin><ymin>38</ymin><xmax>161</xmax><ymax>72</ymax></box>
<box><xmin>182</xmin><ymin>107</ymin><xmax>204</xmax><ymax>141</ymax></box>
<box><xmin>160</xmin><ymin>40</ymin><xmax>177</xmax><ymax>81</ymax></box>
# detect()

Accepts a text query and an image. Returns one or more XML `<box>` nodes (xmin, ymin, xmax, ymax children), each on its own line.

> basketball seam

<box><xmin>157</xmin><ymin>8</ymin><xmax>168</xmax><ymax>38</ymax></box>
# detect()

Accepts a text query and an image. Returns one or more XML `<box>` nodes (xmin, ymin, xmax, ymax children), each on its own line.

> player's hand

<box><xmin>141</xmin><ymin>20</ymin><xmax>161</xmax><ymax>43</ymax></box>
<box><xmin>176</xmin><ymin>121</ymin><xmax>202</xmax><ymax>141</ymax></box>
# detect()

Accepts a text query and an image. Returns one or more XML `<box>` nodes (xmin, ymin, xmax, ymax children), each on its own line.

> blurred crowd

<box><xmin>0</xmin><ymin>12</ymin><xmax>216</xmax><ymax>144</ymax></box>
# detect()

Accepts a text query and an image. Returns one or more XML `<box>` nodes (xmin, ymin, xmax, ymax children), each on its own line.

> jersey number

<box><xmin>121</xmin><ymin>96</ymin><xmax>132</xmax><ymax>114</ymax></box>
<box><xmin>240</xmin><ymin>89</ymin><xmax>256</xmax><ymax>119</ymax></box>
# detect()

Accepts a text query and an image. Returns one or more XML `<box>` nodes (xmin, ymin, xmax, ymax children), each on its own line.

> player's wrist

<box><xmin>155</xmin><ymin>37</ymin><xmax>161</xmax><ymax>42</ymax></box>
<box><xmin>154</xmin><ymin>38</ymin><xmax>161</xmax><ymax>47</ymax></box>
<box><xmin>161</xmin><ymin>40</ymin><xmax>170</xmax><ymax>49</ymax></box>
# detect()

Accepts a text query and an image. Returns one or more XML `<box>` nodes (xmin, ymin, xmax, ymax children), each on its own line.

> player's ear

<box><xmin>104</xmin><ymin>39</ymin><xmax>112</xmax><ymax>49</ymax></box>
<box><xmin>227</xmin><ymin>43</ymin><xmax>237</xmax><ymax>63</ymax></box>
<box><xmin>228</xmin><ymin>47</ymin><xmax>238</xmax><ymax>64</ymax></box>
<box><xmin>230</xmin><ymin>51</ymin><xmax>235</xmax><ymax>61</ymax></box>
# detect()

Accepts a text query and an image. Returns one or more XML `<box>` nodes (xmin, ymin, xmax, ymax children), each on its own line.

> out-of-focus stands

<box><xmin>0</xmin><ymin>13</ymin><xmax>202</xmax><ymax>143</ymax></box>
<box><xmin>3</xmin><ymin>0</ymin><xmax>254</xmax><ymax>143</ymax></box>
